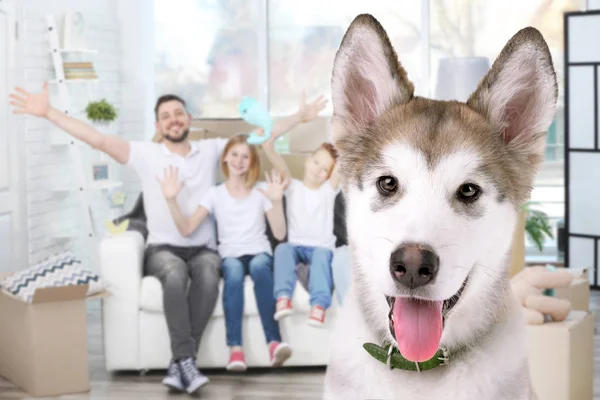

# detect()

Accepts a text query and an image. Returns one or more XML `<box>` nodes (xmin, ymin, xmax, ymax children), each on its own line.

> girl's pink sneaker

<box><xmin>269</xmin><ymin>342</ymin><xmax>292</xmax><ymax>367</ymax></box>
<box><xmin>226</xmin><ymin>350</ymin><xmax>247</xmax><ymax>372</ymax></box>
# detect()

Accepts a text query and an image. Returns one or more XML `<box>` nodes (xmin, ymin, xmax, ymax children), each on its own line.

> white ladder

<box><xmin>45</xmin><ymin>13</ymin><xmax>120</xmax><ymax>270</ymax></box>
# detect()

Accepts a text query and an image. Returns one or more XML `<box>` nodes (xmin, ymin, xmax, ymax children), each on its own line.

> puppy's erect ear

<box><xmin>467</xmin><ymin>27</ymin><xmax>558</xmax><ymax>163</ymax></box>
<box><xmin>330</xmin><ymin>14</ymin><xmax>414</xmax><ymax>148</ymax></box>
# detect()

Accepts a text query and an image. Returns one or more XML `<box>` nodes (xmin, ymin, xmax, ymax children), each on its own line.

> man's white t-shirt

<box><xmin>285</xmin><ymin>179</ymin><xmax>339</xmax><ymax>250</ymax></box>
<box><xmin>127</xmin><ymin>138</ymin><xmax>227</xmax><ymax>248</ymax></box>
<box><xmin>200</xmin><ymin>183</ymin><xmax>273</xmax><ymax>259</ymax></box>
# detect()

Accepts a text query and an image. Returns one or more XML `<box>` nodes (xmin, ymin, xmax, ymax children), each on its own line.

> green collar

<box><xmin>363</xmin><ymin>342</ymin><xmax>449</xmax><ymax>372</ymax></box>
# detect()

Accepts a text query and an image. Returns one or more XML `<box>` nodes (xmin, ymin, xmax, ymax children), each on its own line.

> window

<box><xmin>429</xmin><ymin>0</ymin><xmax>584</xmax><ymax>260</ymax></box>
<box><xmin>154</xmin><ymin>0</ymin><xmax>263</xmax><ymax>118</ymax></box>
<box><xmin>154</xmin><ymin>0</ymin><xmax>583</xmax><ymax>259</ymax></box>
<box><xmin>267</xmin><ymin>0</ymin><xmax>425</xmax><ymax>116</ymax></box>
<box><xmin>545</xmin><ymin>107</ymin><xmax>565</xmax><ymax>163</ymax></box>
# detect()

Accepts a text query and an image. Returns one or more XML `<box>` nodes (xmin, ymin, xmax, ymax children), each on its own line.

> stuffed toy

<box><xmin>239</xmin><ymin>97</ymin><xmax>273</xmax><ymax>145</ymax></box>
<box><xmin>510</xmin><ymin>265</ymin><xmax>573</xmax><ymax>325</ymax></box>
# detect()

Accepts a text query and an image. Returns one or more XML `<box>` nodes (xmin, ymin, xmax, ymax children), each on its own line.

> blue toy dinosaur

<box><xmin>239</xmin><ymin>96</ymin><xmax>273</xmax><ymax>145</ymax></box>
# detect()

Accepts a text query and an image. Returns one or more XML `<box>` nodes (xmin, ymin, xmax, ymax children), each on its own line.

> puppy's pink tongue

<box><xmin>392</xmin><ymin>298</ymin><xmax>443</xmax><ymax>362</ymax></box>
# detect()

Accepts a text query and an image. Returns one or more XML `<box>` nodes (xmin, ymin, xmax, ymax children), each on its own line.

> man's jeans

<box><xmin>144</xmin><ymin>244</ymin><xmax>221</xmax><ymax>360</ymax></box>
<box><xmin>273</xmin><ymin>243</ymin><xmax>333</xmax><ymax>309</ymax></box>
<box><xmin>221</xmin><ymin>253</ymin><xmax>281</xmax><ymax>347</ymax></box>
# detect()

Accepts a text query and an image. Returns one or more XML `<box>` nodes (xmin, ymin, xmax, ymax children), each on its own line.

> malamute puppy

<box><xmin>324</xmin><ymin>13</ymin><xmax>557</xmax><ymax>400</ymax></box>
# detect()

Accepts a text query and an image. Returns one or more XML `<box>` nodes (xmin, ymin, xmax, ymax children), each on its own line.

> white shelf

<box><xmin>51</xmin><ymin>181</ymin><xmax>123</xmax><ymax>194</ymax></box>
<box><xmin>51</xmin><ymin>185</ymin><xmax>82</xmax><ymax>194</ymax></box>
<box><xmin>53</xmin><ymin>235</ymin><xmax>77</xmax><ymax>242</ymax></box>
<box><xmin>50</xmin><ymin>48</ymin><xmax>98</xmax><ymax>54</ymax></box>
<box><xmin>49</xmin><ymin>138</ymin><xmax>71</xmax><ymax>147</ymax></box>
<box><xmin>87</xmin><ymin>181</ymin><xmax>123</xmax><ymax>191</ymax></box>
<box><xmin>49</xmin><ymin>127</ymin><xmax>83</xmax><ymax>146</ymax></box>
<box><xmin>49</xmin><ymin>132</ymin><xmax>73</xmax><ymax>147</ymax></box>
<box><xmin>49</xmin><ymin>79</ymin><xmax>99</xmax><ymax>84</ymax></box>
<box><xmin>45</xmin><ymin>14</ymin><xmax>107</xmax><ymax>257</ymax></box>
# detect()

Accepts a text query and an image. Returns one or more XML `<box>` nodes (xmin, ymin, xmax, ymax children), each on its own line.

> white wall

<box><xmin>116</xmin><ymin>0</ymin><xmax>155</xmax><ymax>211</ymax></box>
<box><xmin>20</xmin><ymin>0</ymin><xmax>121</xmax><ymax>268</ymax></box>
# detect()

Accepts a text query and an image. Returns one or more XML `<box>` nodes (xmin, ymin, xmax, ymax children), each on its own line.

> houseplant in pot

<box><xmin>85</xmin><ymin>98</ymin><xmax>118</xmax><ymax>134</ymax></box>
<box><xmin>509</xmin><ymin>202</ymin><xmax>553</xmax><ymax>278</ymax></box>
<box><xmin>521</xmin><ymin>201</ymin><xmax>554</xmax><ymax>252</ymax></box>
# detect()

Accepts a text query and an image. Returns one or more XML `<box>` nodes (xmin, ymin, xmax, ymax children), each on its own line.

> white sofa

<box><xmin>99</xmin><ymin>230</ymin><xmax>340</xmax><ymax>372</ymax></box>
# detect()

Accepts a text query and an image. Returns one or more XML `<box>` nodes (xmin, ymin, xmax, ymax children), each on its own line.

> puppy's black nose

<box><xmin>389</xmin><ymin>244</ymin><xmax>439</xmax><ymax>289</ymax></box>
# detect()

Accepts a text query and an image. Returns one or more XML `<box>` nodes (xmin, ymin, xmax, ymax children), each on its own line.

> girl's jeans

<box><xmin>221</xmin><ymin>252</ymin><xmax>281</xmax><ymax>347</ymax></box>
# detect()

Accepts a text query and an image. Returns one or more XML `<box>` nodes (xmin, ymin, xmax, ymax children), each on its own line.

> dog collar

<box><xmin>363</xmin><ymin>342</ymin><xmax>449</xmax><ymax>372</ymax></box>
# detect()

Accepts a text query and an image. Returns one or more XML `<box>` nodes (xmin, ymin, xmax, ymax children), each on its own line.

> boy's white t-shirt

<box><xmin>200</xmin><ymin>182</ymin><xmax>274</xmax><ymax>259</ymax></box>
<box><xmin>285</xmin><ymin>179</ymin><xmax>339</xmax><ymax>250</ymax></box>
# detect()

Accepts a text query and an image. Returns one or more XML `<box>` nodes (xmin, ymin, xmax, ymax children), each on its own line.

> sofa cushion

<box><xmin>139</xmin><ymin>275</ymin><xmax>314</xmax><ymax>316</ymax></box>
<box><xmin>333</xmin><ymin>191</ymin><xmax>348</xmax><ymax>247</ymax></box>
<box><xmin>114</xmin><ymin>193</ymin><xmax>148</xmax><ymax>241</ymax></box>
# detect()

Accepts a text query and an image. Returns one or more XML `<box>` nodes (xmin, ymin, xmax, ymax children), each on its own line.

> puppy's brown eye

<box><xmin>377</xmin><ymin>176</ymin><xmax>398</xmax><ymax>195</ymax></box>
<box><xmin>457</xmin><ymin>183</ymin><xmax>481</xmax><ymax>202</ymax></box>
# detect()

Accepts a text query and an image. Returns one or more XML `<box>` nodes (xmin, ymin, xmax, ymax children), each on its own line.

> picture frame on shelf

<box><xmin>89</xmin><ymin>161</ymin><xmax>111</xmax><ymax>187</ymax></box>
<box><xmin>62</xmin><ymin>11</ymin><xmax>87</xmax><ymax>49</ymax></box>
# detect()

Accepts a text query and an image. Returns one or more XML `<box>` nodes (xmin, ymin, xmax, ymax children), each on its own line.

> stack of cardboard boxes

<box><xmin>508</xmin><ymin>215</ymin><xmax>594</xmax><ymax>400</ymax></box>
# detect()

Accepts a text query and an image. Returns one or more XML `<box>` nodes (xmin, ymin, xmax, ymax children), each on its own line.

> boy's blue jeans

<box><xmin>221</xmin><ymin>253</ymin><xmax>281</xmax><ymax>347</ymax></box>
<box><xmin>273</xmin><ymin>243</ymin><xmax>334</xmax><ymax>309</ymax></box>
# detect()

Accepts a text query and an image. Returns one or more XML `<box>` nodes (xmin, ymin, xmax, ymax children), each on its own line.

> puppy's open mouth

<box><xmin>385</xmin><ymin>275</ymin><xmax>469</xmax><ymax>363</ymax></box>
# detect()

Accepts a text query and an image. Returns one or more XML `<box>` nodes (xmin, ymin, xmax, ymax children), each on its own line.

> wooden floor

<box><xmin>1</xmin><ymin>292</ymin><xmax>599</xmax><ymax>399</ymax></box>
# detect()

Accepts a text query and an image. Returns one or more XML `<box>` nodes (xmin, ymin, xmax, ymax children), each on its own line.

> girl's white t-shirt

<box><xmin>200</xmin><ymin>183</ymin><xmax>273</xmax><ymax>258</ymax></box>
<box><xmin>285</xmin><ymin>179</ymin><xmax>339</xmax><ymax>250</ymax></box>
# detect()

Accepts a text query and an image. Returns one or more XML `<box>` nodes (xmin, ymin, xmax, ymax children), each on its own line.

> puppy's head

<box><xmin>331</xmin><ymin>14</ymin><xmax>557</xmax><ymax>362</ymax></box>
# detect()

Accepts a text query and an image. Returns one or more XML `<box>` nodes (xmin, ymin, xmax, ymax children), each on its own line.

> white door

<box><xmin>0</xmin><ymin>1</ymin><xmax>27</xmax><ymax>272</ymax></box>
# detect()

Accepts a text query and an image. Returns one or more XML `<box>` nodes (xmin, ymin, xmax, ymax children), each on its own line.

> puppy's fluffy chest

<box><xmin>325</xmin><ymin>293</ymin><xmax>534</xmax><ymax>400</ymax></box>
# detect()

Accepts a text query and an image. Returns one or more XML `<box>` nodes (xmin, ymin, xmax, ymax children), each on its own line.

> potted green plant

<box><xmin>521</xmin><ymin>201</ymin><xmax>554</xmax><ymax>252</ymax></box>
<box><xmin>85</xmin><ymin>99</ymin><xmax>118</xmax><ymax>134</ymax></box>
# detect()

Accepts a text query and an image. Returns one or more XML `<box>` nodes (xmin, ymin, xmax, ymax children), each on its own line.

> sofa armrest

<box><xmin>99</xmin><ymin>231</ymin><xmax>145</xmax><ymax>371</ymax></box>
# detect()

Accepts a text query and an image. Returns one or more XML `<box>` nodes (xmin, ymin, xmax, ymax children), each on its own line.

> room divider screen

<box><xmin>564</xmin><ymin>9</ymin><xmax>600</xmax><ymax>289</ymax></box>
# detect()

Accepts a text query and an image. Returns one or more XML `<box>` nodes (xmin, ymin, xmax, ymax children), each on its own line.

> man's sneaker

<box><xmin>269</xmin><ymin>341</ymin><xmax>292</xmax><ymax>367</ymax></box>
<box><xmin>177</xmin><ymin>357</ymin><xmax>209</xmax><ymax>394</ymax></box>
<box><xmin>226</xmin><ymin>350</ymin><xmax>247</xmax><ymax>372</ymax></box>
<box><xmin>161</xmin><ymin>359</ymin><xmax>184</xmax><ymax>391</ymax></box>
<box><xmin>308</xmin><ymin>305</ymin><xmax>326</xmax><ymax>327</ymax></box>
<box><xmin>274</xmin><ymin>297</ymin><xmax>293</xmax><ymax>320</ymax></box>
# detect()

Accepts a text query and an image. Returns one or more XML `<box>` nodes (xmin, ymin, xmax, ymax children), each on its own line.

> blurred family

<box><xmin>9</xmin><ymin>85</ymin><xmax>351</xmax><ymax>394</ymax></box>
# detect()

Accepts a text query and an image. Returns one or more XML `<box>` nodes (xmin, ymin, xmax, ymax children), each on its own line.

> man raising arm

<box><xmin>10</xmin><ymin>82</ymin><xmax>130</xmax><ymax>164</ymax></box>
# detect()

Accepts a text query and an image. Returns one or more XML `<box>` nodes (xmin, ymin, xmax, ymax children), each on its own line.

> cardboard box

<box><xmin>527</xmin><ymin>311</ymin><xmax>595</xmax><ymax>400</ymax></box>
<box><xmin>509</xmin><ymin>210</ymin><xmax>527</xmax><ymax>278</ymax></box>
<box><xmin>159</xmin><ymin>118</ymin><xmax>332</xmax><ymax>155</ymax></box>
<box><xmin>554</xmin><ymin>278</ymin><xmax>590</xmax><ymax>312</ymax></box>
<box><xmin>0</xmin><ymin>273</ymin><xmax>109</xmax><ymax>397</ymax></box>
<box><xmin>288</xmin><ymin>117</ymin><xmax>330</xmax><ymax>154</ymax></box>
